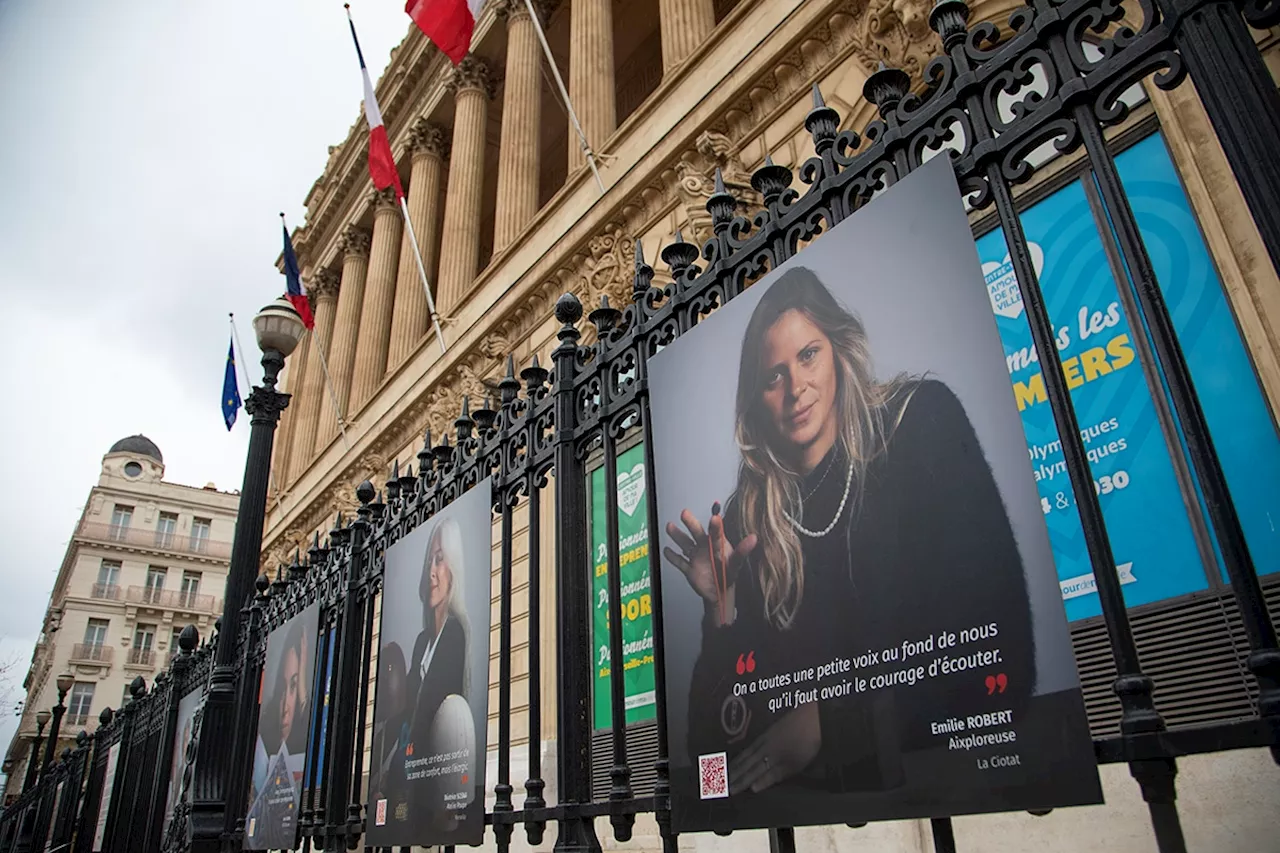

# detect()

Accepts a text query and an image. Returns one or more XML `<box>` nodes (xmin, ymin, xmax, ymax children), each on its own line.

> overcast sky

<box><xmin>0</xmin><ymin>0</ymin><xmax>408</xmax><ymax>768</ymax></box>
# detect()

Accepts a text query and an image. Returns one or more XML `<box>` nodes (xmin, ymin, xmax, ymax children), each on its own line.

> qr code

<box><xmin>698</xmin><ymin>752</ymin><xmax>729</xmax><ymax>799</ymax></box>
<box><xmin>375</xmin><ymin>798</ymin><xmax>388</xmax><ymax>826</ymax></box>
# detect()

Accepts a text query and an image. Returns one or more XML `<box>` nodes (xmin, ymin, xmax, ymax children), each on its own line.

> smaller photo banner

<box><xmin>244</xmin><ymin>601</ymin><xmax>320</xmax><ymax>850</ymax></box>
<box><xmin>366</xmin><ymin>479</ymin><xmax>494</xmax><ymax>848</ymax></box>
<box><xmin>162</xmin><ymin>687</ymin><xmax>203</xmax><ymax>833</ymax></box>
<box><xmin>91</xmin><ymin>742</ymin><xmax>121</xmax><ymax>852</ymax></box>
<box><xmin>590</xmin><ymin>442</ymin><xmax>657</xmax><ymax>730</ymax></box>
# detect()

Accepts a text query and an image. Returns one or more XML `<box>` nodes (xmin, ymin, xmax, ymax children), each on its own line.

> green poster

<box><xmin>589</xmin><ymin>443</ymin><xmax>656</xmax><ymax>730</ymax></box>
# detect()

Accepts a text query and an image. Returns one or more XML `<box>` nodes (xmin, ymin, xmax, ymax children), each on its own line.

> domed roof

<box><xmin>108</xmin><ymin>434</ymin><xmax>163</xmax><ymax>463</ymax></box>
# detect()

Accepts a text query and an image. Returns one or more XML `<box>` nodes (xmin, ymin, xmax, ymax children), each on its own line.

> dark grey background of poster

<box><xmin>648</xmin><ymin>155</ymin><xmax>1078</xmax><ymax>770</ymax></box>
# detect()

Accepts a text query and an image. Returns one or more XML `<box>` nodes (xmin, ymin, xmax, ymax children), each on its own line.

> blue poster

<box><xmin>976</xmin><ymin>132</ymin><xmax>1280</xmax><ymax>621</ymax></box>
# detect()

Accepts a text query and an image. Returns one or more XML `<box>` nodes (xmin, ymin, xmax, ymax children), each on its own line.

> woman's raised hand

<box><xmin>664</xmin><ymin>505</ymin><xmax>757</xmax><ymax>624</ymax></box>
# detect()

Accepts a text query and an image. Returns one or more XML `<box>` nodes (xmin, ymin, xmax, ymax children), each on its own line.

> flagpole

<box><xmin>281</xmin><ymin>214</ymin><xmax>350</xmax><ymax>451</ymax></box>
<box><xmin>229</xmin><ymin>313</ymin><xmax>254</xmax><ymax>397</ymax></box>
<box><xmin>522</xmin><ymin>0</ymin><xmax>606</xmax><ymax>196</ymax></box>
<box><xmin>399</xmin><ymin>196</ymin><xmax>448</xmax><ymax>355</ymax></box>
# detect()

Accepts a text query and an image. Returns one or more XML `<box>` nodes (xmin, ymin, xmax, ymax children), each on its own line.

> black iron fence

<box><xmin>4</xmin><ymin>0</ymin><xmax>1278</xmax><ymax>850</ymax></box>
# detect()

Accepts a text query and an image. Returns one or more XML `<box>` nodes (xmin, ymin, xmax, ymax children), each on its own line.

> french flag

<box><xmin>406</xmin><ymin>0</ymin><xmax>486</xmax><ymax>65</ymax></box>
<box><xmin>281</xmin><ymin>218</ymin><xmax>314</xmax><ymax>330</ymax></box>
<box><xmin>347</xmin><ymin>5</ymin><xmax>405</xmax><ymax>200</ymax></box>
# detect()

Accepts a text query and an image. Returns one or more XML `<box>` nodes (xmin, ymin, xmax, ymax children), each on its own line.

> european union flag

<box><xmin>222</xmin><ymin>335</ymin><xmax>242</xmax><ymax>430</ymax></box>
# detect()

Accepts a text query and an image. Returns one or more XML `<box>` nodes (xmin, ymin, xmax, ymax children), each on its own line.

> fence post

<box><xmin>550</xmin><ymin>292</ymin><xmax>602</xmax><ymax>853</ymax></box>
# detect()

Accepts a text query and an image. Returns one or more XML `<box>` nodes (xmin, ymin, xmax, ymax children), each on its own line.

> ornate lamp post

<box><xmin>187</xmin><ymin>297</ymin><xmax>304</xmax><ymax>852</ymax></box>
<box><xmin>20</xmin><ymin>711</ymin><xmax>48</xmax><ymax>793</ymax></box>
<box><xmin>40</xmin><ymin>673</ymin><xmax>74</xmax><ymax>778</ymax></box>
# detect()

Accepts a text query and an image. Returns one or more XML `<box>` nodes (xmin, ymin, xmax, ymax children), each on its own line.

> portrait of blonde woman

<box><xmin>662</xmin><ymin>267</ymin><xmax>1034</xmax><ymax>798</ymax></box>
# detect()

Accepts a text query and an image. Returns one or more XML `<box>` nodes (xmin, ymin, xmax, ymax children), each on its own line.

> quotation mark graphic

<box><xmin>984</xmin><ymin>673</ymin><xmax>1009</xmax><ymax>695</ymax></box>
<box><xmin>735</xmin><ymin>651</ymin><xmax>756</xmax><ymax>675</ymax></box>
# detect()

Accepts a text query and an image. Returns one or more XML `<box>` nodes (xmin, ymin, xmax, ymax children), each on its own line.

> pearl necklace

<box><xmin>786</xmin><ymin>460</ymin><xmax>854</xmax><ymax>538</ymax></box>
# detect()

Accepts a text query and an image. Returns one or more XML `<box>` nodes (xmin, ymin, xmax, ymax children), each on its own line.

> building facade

<box><xmin>2</xmin><ymin>437</ymin><xmax>238</xmax><ymax>803</ymax></box>
<box><xmin>260</xmin><ymin>1</ymin><xmax>1280</xmax><ymax>850</ymax></box>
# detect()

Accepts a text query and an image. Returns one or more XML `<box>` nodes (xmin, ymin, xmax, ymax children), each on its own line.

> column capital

<box><xmin>449</xmin><ymin>55</ymin><xmax>495</xmax><ymax>99</ymax></box>
<box><xmin>496</xmin><ymin>0</ymin><xmax>557</xmax><ymax>23</ymax></box>
<box><xmin>370</xmin><ymin>187</ymin><xmax>401</xmax><ymax>213</ymax></box>
<box><xmin>340</xmin><ymin>226</ymin><xmax>372</xmax><ymax>259</ymax></box>
<box><xmin>311</xmin><ymin>268</ymin><xmax>341</xmax><ymax>301</ymax></box>
<box><xmin>409</xmin><ymin>119</ymin><xmax>451</xmax><ymax>160</ymax></box>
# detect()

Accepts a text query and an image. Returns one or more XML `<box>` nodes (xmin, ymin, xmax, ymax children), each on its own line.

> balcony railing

<box><xmin>64</xmin><ymin>713</ymin><xmax>89</xmax><ymax>727</ymax></box>
<box><xmin>126</xmin><ymin>648</ymin><xmax>155</xmax><ymax>667</ymax></box>
<box><xmin>69</xmin><ymin>643</ymin><xmax>113</xmax><ymax>665</ymax></box>
<box><xmin>125</xmin><ymin>586</ymin><xmax>219</xmax><ymax>613</ymax></box>
<box><xmin>90</xmin><ymin>583</ymin><xmax>121</xmax><ymax>600</ymax></box>
<box><xmin>78</xmin><ymin>520</ymin><xmax>231</xmax><ymax>559</ymax></box>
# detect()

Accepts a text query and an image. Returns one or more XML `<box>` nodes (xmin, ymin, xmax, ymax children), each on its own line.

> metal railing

<box><xmin>125</xmin><ymin>586</ymin><xmax>219</xmax><ymax>613</ymax></box>
<box><xmin>67</xmin><ymin>644</ymin><xmax>112</xmax><ymax>665</ymax></box>
<box><xmin>78</xmin><ymin>520</ymin><xmax>231</xmax><ymax>560</ymax></box>
<box><xmin>5</xmin><ymin>2</ymin><xmax>1280</xmax><ymax>853</ymax></box>
<box><xmin>125</xmin><ymin>648</ymin><xmax>155</xmax><ymax>668</ymax></box>
<box><xmin>89</xmin><ymin>583</ymin><xmax>120</xmax><ymax>601</ymax></box>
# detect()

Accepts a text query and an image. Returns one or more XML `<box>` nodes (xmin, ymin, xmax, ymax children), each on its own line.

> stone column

<box><xmin>290</xmin><ymin>270</ymin><xmax>340</xmax><ymax>482</ymax></box>
<box><xmin>389</xmin><ymin>120</ymin><xmax>449</xmax><ymax>370</ymax></box>
<box><xmin>316</xmin><ymin>227</ymin><xmax>371</xmax><ymax>450</ymax></box>
<box><xmin>437</xmin><ymin>56</ymin><xmax>494</xmax><ymax>313</ymax></box>
<box><xmin>568</xmin><ymin>0</ymin><xmax>615</xmax><ymax>173</ymax></box>
<box><xmin>351</xmin><ymin>189</ymin><xmax>403</xmax><ymax>412</ymax></box>
<box><xmin>494</xmin><ymin>0</ymin><xmax>544</xmax><ymax>252</ymax></box>
<box><xmin>659</xmin><ymin>0</ymin><xmax>715</xmax><ymax>72</ymax></box>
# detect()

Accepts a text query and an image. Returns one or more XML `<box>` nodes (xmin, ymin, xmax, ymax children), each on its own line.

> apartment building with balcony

<box><xmin>1</xmin><ymin>435</ymin><xmax>238</xmax><ymax>800</ymax></box>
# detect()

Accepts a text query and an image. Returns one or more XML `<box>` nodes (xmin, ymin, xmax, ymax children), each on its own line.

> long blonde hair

<box><xmin>733</xmin><ymin>268</ymin><xmax>915</xmax><ymax>630</ymax></box>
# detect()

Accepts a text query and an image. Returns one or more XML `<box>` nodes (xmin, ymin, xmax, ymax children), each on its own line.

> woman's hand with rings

<box><xmin>728</xmin><ymin>702</ymin><xmax>822</xmax><ymax>795</ymax></box>
<box><xmin>664</xmin><ymin>505</ymin><xmax>757</xmax><ymax>625</ymax></box>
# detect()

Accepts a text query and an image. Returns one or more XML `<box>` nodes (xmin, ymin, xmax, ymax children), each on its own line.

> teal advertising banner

<box><xmin>976</xmin><ymin>132</ymin><xmax>1280</xmax><ymax>622</ymax></box>
<box><xmin>589</xmin><ymin>443</ymin><xmax>657</xmax><ymax>730</ymax></box>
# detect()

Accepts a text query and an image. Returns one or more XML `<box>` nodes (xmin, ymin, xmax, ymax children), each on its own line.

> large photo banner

<box><xmin>244</xmin><ymin>601</ymin><xmax>320</xmax><ymax>850</ymax></box>
<box><xmin>366</xmin><ymin>479</ymin><xmax>493</xmax><ymax>848</ymax></box>
<box><xmin>650</xmin><ymin>156</ymin><xmax>1102</xmax><ymax>833</ymax></box>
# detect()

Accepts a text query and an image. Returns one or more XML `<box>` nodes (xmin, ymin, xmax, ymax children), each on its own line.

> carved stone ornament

<box><xmin>674</xmin><ymin>131</ymin><xmax>762</xmax><ymax>246</ymax></box>
<box><xmin>371</xmin><ymin>186</ymin><xmax>401</xmax><ymax>212</ymax></box>
<box><xmin>310</xmin><ymin>268</ymin><xmax>341</xmax><ymax>301</ymax></box>
<box><xmin>339</xmin><ymin>225</ymin><xmax>372</xmax><ymax>259</ymax></box>
<box><xmin>450</xmin><ymin>55</ymin><xmax>494</xmax><ymax>99</ymax></box>
<box><xmin>854</xmin><ymin>0</ymin><xmax>940</xmax><ymax>79</ymax></box>
<box><xmin>496</xmin><ymin>0</ymin><xmax>557</xmax><ymax>23</ymax></box>
<box><xmin>409</xmin><ymin>118</ymin><xmax>451</xmax><ymax>160</ymax></box>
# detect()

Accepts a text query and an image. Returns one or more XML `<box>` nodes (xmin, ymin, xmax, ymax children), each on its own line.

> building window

<box><xmin>155</xmin><ymin>512</ymin><xmax>178</xmax><ymax>549</ymax></box>
<box><xmin>179</xmin><ymin>571</ymin><xmax>201</xmax><ymax>607</ymax></box>
<box><xmin>190</xmin><ymin>517</ymin><xmax>212</xmax><ymax>553</ymax></box>
<box><xmin>67</xmin><ymin>683</ymin><xmax>95</xmax><ymax>725</ymax></box>
<box><xmin>123</xmin><ymin>461</ymin><xmax>142</xmax><ymax>478</ymax></box>
<box><xmin>144</xmin><ymin>567</ymin><xmax>167</xmax><ymax>604</ymax></box>
<box><xmin>75</xmin><ymin>619</ymin><xmax>111</xmax><ymax>663</ymax></box>
<box><xmin>169</xmin><ymin>626</ymin><xmax>184</xmax><ymax>662</ymax></box>
<box><xmin>94</xmin><ymin>560</ymin><xmax>121</xmax><ymax>599</ymax></box>
<box><xmin>109</xmin><ymin>505</ymin><xmax>133</xmax><ymax>540</ymax></box>
<box><xmin>83</xmin><ymin>619</ymin><xmax>108</xmax><ymax>648</ymax></box>
<box><xmin>130</xmin><ymin>623</ymin><xmax>156</xmax><ymax>666</ymax></box>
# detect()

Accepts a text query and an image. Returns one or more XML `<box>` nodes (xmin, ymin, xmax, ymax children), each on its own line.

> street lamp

<box><xmin>189</xmin><ymin>297</ymin><xmax>303</xmax><ymax>850</ymax></box>
<box><xmin>41</xmin><ymin>672</ymin><xmax>75</xmax><ymax>777</ymax></box>
<box><xmin>22</xmin><ymin>711</ymin><xmax>50</xmax><ymax>792</ymax></box>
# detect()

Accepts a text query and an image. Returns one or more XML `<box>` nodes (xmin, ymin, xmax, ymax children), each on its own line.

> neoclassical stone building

<box><xmin>261</xmin><ymin>1</ymin><xmax>1280</xmax><ymax>850</ymax></box>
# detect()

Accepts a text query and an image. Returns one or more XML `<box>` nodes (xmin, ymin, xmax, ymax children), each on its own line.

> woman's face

<box><xmin>427</xmin><ymin>537</ymin><xmax>453</xmax><ymax>611</ymax></box>
<box><xmin>279</xmin><ymin>647</ymin><xmax>301</xmax><ymax>743</ymax></box>
<box><xmin>759</xmin><ymin>309</ymin><xmax>839</xmax><ymax>458</ymax></box>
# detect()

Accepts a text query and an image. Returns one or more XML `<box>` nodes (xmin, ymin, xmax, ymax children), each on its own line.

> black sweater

<box><xmin>686</xmin><ymin>379</ymin><xmax>1034</xmax><ymax>792</ymax></box>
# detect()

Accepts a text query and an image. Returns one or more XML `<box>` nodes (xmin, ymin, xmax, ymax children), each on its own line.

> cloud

<box><xmin>0</xmin><ymin>0</ymin><xmax>408</xmax><ymax>718</ymax></box>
